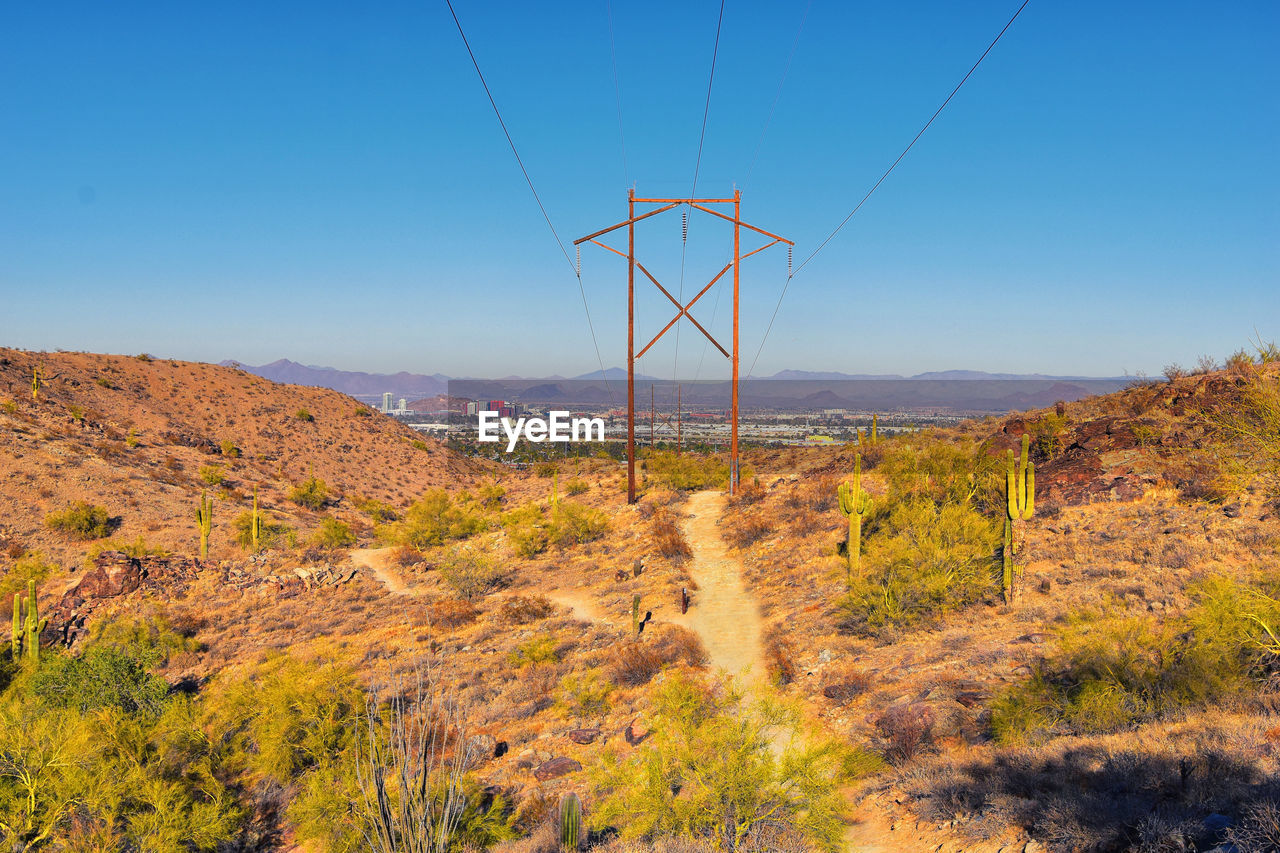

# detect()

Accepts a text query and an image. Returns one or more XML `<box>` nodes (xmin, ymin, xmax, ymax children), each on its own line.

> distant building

<box><xmin>398</xmin><ymin>398</ymin><xmax>407</xmax><ymax>411</ymax></box>
<box><xmin>382</xmin><ymin>392</ymin><xmax>393</xmax><ymax>413</ymax></box>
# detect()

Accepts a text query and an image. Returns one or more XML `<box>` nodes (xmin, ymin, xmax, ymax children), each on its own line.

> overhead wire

<box><xmin>672</xmin><ymin>0</ymin><xmax>727</xmax><ymax>382</ymax></box>
<box><xmin>444</xmin><ymin>0</ymin><xmax>613</xmax><ymax>392</ymax></box>
<box><xmin>606</xmin><ymin>0</ymin><xmax>630</xmax><ymax>188</ymax></box>
<box><xmin>694</xmin><ymin>0</ymin><xmax>809</xmax><ymax>385</ymax></box>
<box><xmin>746</xmin><ymin>0</ymin><xmax>1032</xmax><ymax>378</ymax></box>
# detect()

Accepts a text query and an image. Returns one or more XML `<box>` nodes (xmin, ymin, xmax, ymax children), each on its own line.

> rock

<box><xmin>567</xmin><ymin>728</ymin><xmax>599</xmax><ymax>745</ymax></box>
<box><xmin>624</xmin><ymin>719</ymin><xmax>650</xmax><ymax>746</ymax></box>
<box><xmin>1223</xmin><ymin>504</ymin><xmax>1241</xmax><ymax>518</ymax></box>
<box><xmin>818</xmin><ymin>649</ymin><xmax>833</xmax><ymax>663</ymax></box>
<box><xmin>493</xmin><ymin>740</ymin><xmax>508</xmax><ymax>758</ymax></box>
<box><xmin>1203</xmin><ymin>813</ymin><xmax>1232</xmax><ymax>835</ymax></box>
<box><xmin>464</xmin><ymin>734</ymin><xmax>497</xmax><ymax>768</ymax></box>
<box><xmin>1024</xmin><ymin>841</ymin><xmax>1046</xmax><ymax>853</ymax></box>
<box><xmin>533</xmin><ymin>757</ymin><xmax>582</xmax><ymax>781</ymax></box>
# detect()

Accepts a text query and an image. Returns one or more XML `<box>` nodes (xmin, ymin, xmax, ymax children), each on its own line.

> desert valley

<box><xmin>2</xmin><ymin>344</ymin><xmax>1278</xmax><ymax>852</ymax></box>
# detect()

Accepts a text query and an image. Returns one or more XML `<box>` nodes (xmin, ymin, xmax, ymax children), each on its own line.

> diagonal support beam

<box><xmin>634</xmin><ymin>261</ymin><xmax>735</xmax><ymax>360</ymax></box>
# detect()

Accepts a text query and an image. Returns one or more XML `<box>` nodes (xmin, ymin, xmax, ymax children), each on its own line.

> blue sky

<box><xmin>1</xmin><ymin>1</ymin><xmax>1275</xmax><ymax>379</ymax></box>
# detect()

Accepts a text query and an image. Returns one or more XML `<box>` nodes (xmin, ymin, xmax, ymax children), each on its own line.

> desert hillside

<box><xmin>0</xmin><ymin>348</ymin><xmax>484</xmax><ymax>566</ymax></box>
<box><xmin>1</xmin><ymin>347</ymin><xmax>1278</xmax><ymax>853</ymax></box>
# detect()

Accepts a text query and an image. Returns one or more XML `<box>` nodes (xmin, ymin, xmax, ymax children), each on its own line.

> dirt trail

<box><xmin>672</xmin><ymin>491</ymin><xmax>900</xmax><ymax>853</ymax></box>
<box><xmin>349</xmin><ymin>547</ymin><xmax>419</xmax><ymax>596</ymax></box>
<box><xmin>670</xmin><ymin>490</ymin><xmax>767</xmax><ymax>684</ymax></box>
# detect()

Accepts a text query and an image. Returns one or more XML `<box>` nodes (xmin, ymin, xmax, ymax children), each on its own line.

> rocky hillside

<box><xmin>0</xmin><ymin>348</ymin><xmax>484</xmax><ymax>565</ymax></box>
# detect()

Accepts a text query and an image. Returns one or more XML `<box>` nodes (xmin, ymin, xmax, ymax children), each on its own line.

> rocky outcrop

<box><xmin>44</xmin><ymin>551</ymin><xmax>201</xmax><ymax>646</ymax></box>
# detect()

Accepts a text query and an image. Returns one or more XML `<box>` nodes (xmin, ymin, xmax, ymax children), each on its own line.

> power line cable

<box><xmin>606</xmin><ymin>0</ymin><xmax>630</xmax><ymax>188</ymax></box>
<box><xmin>444</xmin><ymin>0</ymin><xmax>612</xmax><ymax>393</ymax></box>
<box><xmin>673</xmin><ymin>0</ymin><xmax>727</xmax><ymax>380</ymax></box>
<box><xmin>695</xmin><ymin>0</ymin><xmax>808</xmax><ymax>385</ymax></box>
<box><xmin>747</xmin><ymin>0</ymin><xmax>1032</xmax><ymax>378</ymax></box>
<box><xmin>743</xmin><ymin>0</ymin><xmax>809</xmax><ymax>192</ymax></box>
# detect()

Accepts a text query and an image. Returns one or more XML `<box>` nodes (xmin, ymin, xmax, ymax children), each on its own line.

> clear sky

<box><xmin>1</xmin><ymin>1</ymin><xmax>1276</xmax><ymax>380</ymax></box>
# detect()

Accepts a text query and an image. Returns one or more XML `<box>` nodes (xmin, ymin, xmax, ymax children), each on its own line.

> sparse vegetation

<box><xmin>289</xmin><ymin>470</ymin><xmax>330</xmax><ymax>510</ymax></box>
<box><xmin>312</xmin><ymin>517</ymin><xmax>356</xmax><ymax>549</ymax></box>
<box><xmin>383</xmin><ymin>488</ymin><xmax>483</xmax><ymax>548</ymax></box>
<box><xmin>45</xmin><ymin>501</ymin><xmax>114</xmax><ymax>540</ymax></box>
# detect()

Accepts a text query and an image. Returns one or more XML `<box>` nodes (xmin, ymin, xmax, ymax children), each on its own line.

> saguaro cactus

<box><xmin>251</xmin><ymin>485</ymin><xmax>262</xmax><ymax>551</ymax></box>
<box><xmin>560</xmin><ymin>792</ymin><xmax>582</xmax><ymax>851</ymax></box>
<box><xmin>13</xmin><ymin>581</ymin><xmax>46</xmax><ymax>664</ymax></box>
<box><xmin>197</xmin><ymin>491</ymin><xmax>213</xmax><ymax>559</ymax></box>
<box><xmin>838</xmin><ymin>454</ymin><xmax>871</xmax><ymax>584</ymax></box>
<box><xmin>11</xmin><ymin>593</ymin><xmax>20</xmax><ymax>659</ymax></box>
<box><xmin>631</xmin><ymin>594</ymin><xmax>641</xmax><ymax>636</ymax></box>
<box><xmin>871</xmin><ymin>414</ymin><xmax>879</xmax><ymax>445</ymax></box>
<box><xmin>31</xmin><ymin>365</ymin><xmax>41</xmax><ymax>402</ymax></box>
<box><xmin>1004</xmin><ymin>434</ymin><xmax>1035</xmax><ymax>604</ymax></box>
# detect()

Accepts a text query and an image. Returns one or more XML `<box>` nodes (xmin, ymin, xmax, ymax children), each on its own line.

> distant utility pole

<box><xmin>576</xmin><ymin>190</ymin><xmax>792</xmax><ymax>503</ymax></box>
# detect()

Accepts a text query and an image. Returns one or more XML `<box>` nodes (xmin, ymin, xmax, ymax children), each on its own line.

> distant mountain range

<box><xmin>221</xmin><ymin>359</ymin><xmax>450</xmax><ymax>398</ymax></box>
<box><xmin>224</xmin><ymin>359</ymin><xmax>1128</xmax><ymax>406</ymax></box>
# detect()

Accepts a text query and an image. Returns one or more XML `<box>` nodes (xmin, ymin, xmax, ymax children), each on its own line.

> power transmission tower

<box><xmin>576</xmin><ymin>189</ymin><xmax>791</xmax><ymax>503</ymax></box>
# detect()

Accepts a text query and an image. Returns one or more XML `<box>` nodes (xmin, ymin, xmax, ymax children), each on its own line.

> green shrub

<box><xmin>565</xmin><ymin>477</ymin><xmax>589</xmax><ymax>496</ymax></box>
<box><xmin>233</xmin><ymin>510</ymin><xmax>294</xmax><ymax>550</ymax></box>
<box><xmin>31</xmin><ymin>645</ymin><xmax>169</xmax><ymax>715</ymax></box>
<box><xmin>353</xmin><ymin>495</ymin><xmax>399</xmax><ymax>522</ymax></box>
<box><xmin>199</xmin><ymin>463</ymin><xmax>226</xmax><ymax>486</ymax></box>
<box><xmin>477</xmin><ymin>482</ymin><xmax>506</xmax><ymax>510</ymax></box>
<box><xmin>438</xmin><ymin>551</ymin><xmax>509</xmax><ymax>601</ymax></box>
<box><xmin>289</xmin><ymin>472</ymin><xmax>330</xmax><ymax>510</ymax></box>
<box><xmin>872</xmin><ymin>434</ymin><xmax>1002</xmax><ymax>509</ymax></box>
<box><xmin>502</xmin><ymin>502</ymin><xmax>549</xmax><ymax>557</ymax></box>
<box><xmin>313</xmin><ymin>518</ymin><xmax>356</xmax><ymax>549</ymax></box>
<box><xmin>646</xmin><ymin>451</ymin><xmax>735</xmax><ymax>490</ymax></box>
<box><xmin>589</xmin><ymin>672</ymin><xmax>873</xmax><ymax>848</ymax></box>
<box><xmin>508</xmin><ymin>634</ymin><xmax>559</xmax><ymax>668</ymax></box>
<box><xmin>220</xmin><ymin>439</ymin><xmax>240</xmax><ymax>458</ymax></box>
<box><xmin>0</xmin><ymin>551</ymin><xmax>54</xmax><ymax>601</ymax></box>
<box><xmin>991</xmin><ymin>575</ymin><xmax>1280</xmax><ymax>743</ymax></box>
<box><xmin>295</xmin><ymin>408</ymin><xmax>314</xmax><ymax>422</ymax></box>
<box><xmin>383</xmin><ymin>489</ymin><xmax>483</xmax><ymax>549</ymax></box>
<box><xmin>45</xmin><ymin>501</ymin><xmax>114</xmax><ymax>540</ymax></box>
<box><xmin>556</xmin><ymin>669</ymin><xmax>612</xmax><ymax>718</ymax></box>
<box><xmin>547</xmin><ymin>501</ymin><xmax>609</xmax><ymax>547</ymax></box>
<box><xmin>838</xmin><ymin>499</ymin><xmax>999</xmax><ymax>636</ymax></box>
<box><xmin>86</xmin><ymin>535</ymin><xmax>169</xmax><ymax>564</ymax></box>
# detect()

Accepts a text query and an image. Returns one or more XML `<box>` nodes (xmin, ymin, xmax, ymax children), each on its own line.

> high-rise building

<box><xmin>382</xmin><ymin>392</ymin><xmax>393</xmax><ymax>412</ymax></box>
<box><xmin>398</xmin><ymin>398</ymin><xmax>407</xmax><ymax>412</ymax></box>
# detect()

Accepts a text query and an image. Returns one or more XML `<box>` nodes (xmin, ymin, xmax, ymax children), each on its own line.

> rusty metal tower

<box><xmin>575</xmin><ymin>190</ymin><xmax>792</xmax><ymax>503</ymax></box>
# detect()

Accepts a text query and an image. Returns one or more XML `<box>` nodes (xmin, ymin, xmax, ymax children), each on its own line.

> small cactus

<box><xmin>197</xmin><ymin>491</ymin><xmax>213</xmax><ymax>559</ymax></box>
<box><xmin>871</xmin><ymin>414</ymin><xmax>879</xmax><ymax>444</ymax></box>
<box><xmin>560</xmin><ymin>792</ymin><xmax>582</xmax><ymax>851</ymax></box>
<box><xmin>837</xmin><ymin>454</ymin><xmax>871</xmax><ymax>584</ymax></box>
<box><xmin>251</xmin><ymin>485</ymin><xmax>262</xmax><ymax>551</ymax></box>
<box><xmin>1003</xmin><ymin>434</ymin><xmax>1035</xmax><ymax>604</ymax></box>
<box><xmin>31</xmin><ymin>365</ymin><xmax>40</xmax><ymax>402</ymax></box>
<box><xmin>631</xmin><ymin>594</ymin><xmax>641</xmax><ymax>635</ymax></box>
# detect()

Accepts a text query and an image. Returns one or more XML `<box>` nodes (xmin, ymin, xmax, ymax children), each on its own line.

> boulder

<box><xmin>566</xmin><ymin>728</ymin><xmax>599</xmax><ymax>745</ymax></box>
<box><xmin>533</xmin><ymin>757</ymin><xmax>582</xmax><ymax>781</ymax></box>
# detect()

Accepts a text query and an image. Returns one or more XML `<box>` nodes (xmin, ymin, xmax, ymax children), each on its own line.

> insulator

<box><xmin>681</xmin><ymin>210</ymin><xmax>688</xmax><ymax>242</ymax></box>
<box><xmin>787</xmin><ymin>245</ymin><xmax>792</xmax><ymax>276</ymax></box>
<box><xmin>576</xmin><ymin>245</ymin><xmax>581</xmax><ymax>277</ymax></box>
